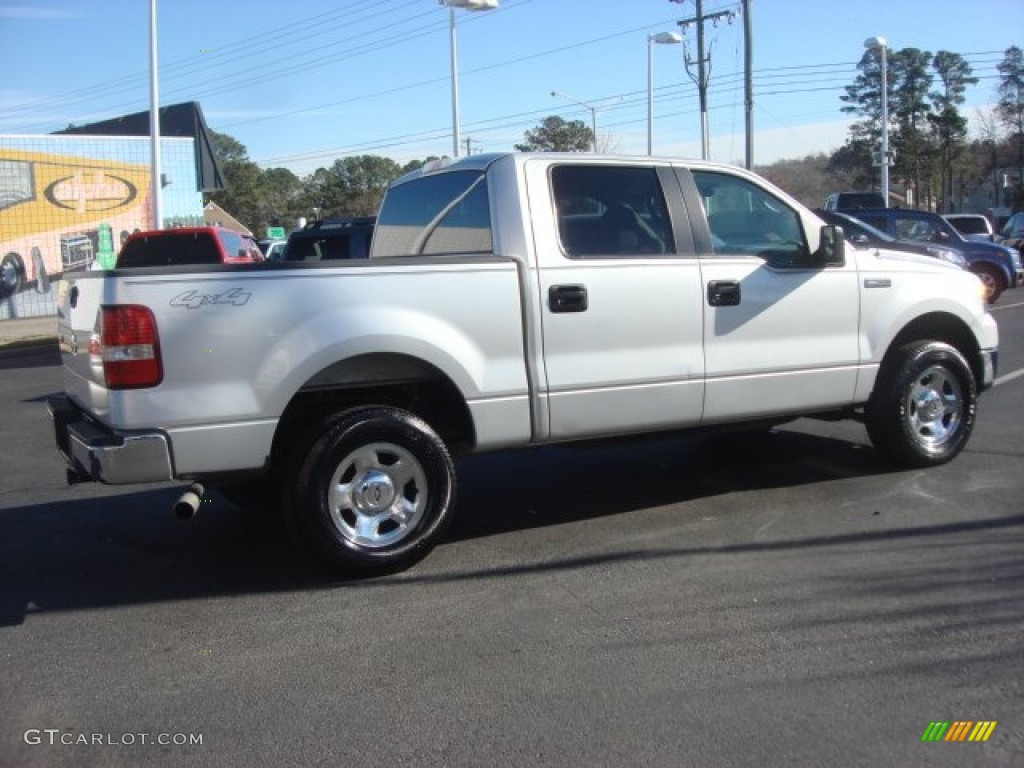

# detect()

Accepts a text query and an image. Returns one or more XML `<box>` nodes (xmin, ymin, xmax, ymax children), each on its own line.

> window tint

<box><xmin>950</xmin><ymin>217</ymin><xmax>987</xmax><ymax>235</ymax></box>
<box><xmin>551</xmin><ymin>165</ymin><xmax>674</xmax><ymax>258</ymax></box>
<box><xmin>859</xmin><ymin>215</ymin><xmax>888</xmax><ymax>231</ymax></box>
<box><xmin>692</xmin><ymin>171</ymin><xmax>808</xmax><ymax>266</ymax></box>
<box><xmin>286</xmin><ymin>235</ymin><xmax>352</xmax><ymax>261</ymax></box>
<box><xmin>116</xmin><ymin>232</ymin><xmax>220</xmax><ymax>268</ymax></box>
<box><xmin>895</xmin><ymin>216</ymin><xmax>943</xmax><ymax>243</ymax></box>
<box><xmin>374</xmin><ymin>171</ymin><xmax>491</xmax><ymax>257</ymax></box>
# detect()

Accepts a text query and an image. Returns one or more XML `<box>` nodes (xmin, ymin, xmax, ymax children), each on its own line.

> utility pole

<box><xmin>742</xmin><ymin>0</ymin><xmax>753</xmax><ymax>169</ymax></box>
<box><xmin>463</xmin><ymin>136</ymin><xmax>478</xmax><ymax>156</ymax></box>
<box><xmin>672</xmin><ymin>0</ymin><xmax>737</xmax><ymax>160</ymax></box>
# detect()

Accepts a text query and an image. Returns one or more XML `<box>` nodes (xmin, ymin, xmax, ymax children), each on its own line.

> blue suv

<box><xmin>847</xmin><ymin>208</ymin><xmax>1020</xmax><ymax>303</ymax></box>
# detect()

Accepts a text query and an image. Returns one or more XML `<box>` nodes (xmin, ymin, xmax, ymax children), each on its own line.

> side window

<box><xmin>217</xmin><ymin>230</ymin><xmax>244</xmax><ymax>258</ymax></box>
<box><xmin>373</xmin><ymin>171</ymin><xmax>491</xmax><ymax>257</ymax></box>
<box><xmin>896</xmin><ymin>217</ymin><xmax>939</xmax><ymax>243</ymax></box>
<box><xmin>551</xmin><ymin>165</ymin><xmax>674</xmax><ymax>258</ymax></box>
<box><xmin>859</xmin><ymin>215</ymin><xmax>888</xmax><ymax>231</ymax></box>
<box><xmin>692</xmin><ymin>170</ymin><xmax>808</xmax><ymax>267</ymax></box>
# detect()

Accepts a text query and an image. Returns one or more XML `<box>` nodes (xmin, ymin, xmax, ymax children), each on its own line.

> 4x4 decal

<box><xmin>170</xmin><ymin>287</ymin><xmax>252</xmax><ymax>310</ymax></box>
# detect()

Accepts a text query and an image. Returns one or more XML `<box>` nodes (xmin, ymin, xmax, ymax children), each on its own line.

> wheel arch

<box><xmin>269</xmin><ymin>352</ymin><xmax>476</xmax><ymax>477</ymax></box>
<box><xmin>879</xmin><ymin>311</ymin><xmax>983</xmax><ymax>391</ymax></box>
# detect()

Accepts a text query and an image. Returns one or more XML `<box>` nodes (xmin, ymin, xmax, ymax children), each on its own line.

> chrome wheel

<box><xmin>327</xmin><ymin>441</ymin><xmax>428</xmax><ymax>549</ymax></box>
<box><xmin>866</xmin><ymin>340</ymin><xmax>977</xmax><ymax>468</ymax></box>
<box><xmin>905</xmin><ymin>365</ymin><xmax>963</xmax><ymax>450</ymax></box>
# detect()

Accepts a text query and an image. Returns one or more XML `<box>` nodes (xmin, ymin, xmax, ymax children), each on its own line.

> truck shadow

<box><xmin>0</xmin><ymin>426</ymin><xmax>905</xmax><ymax>626</ymax></box>
<box><xmin>449</xmin><ymin>425</ymin><xmax>885</xmax><ymax>541</ymax></box>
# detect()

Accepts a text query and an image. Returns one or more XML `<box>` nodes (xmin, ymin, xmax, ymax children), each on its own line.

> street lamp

<box><xmin>864</xmin><ymin>36</ymin><xmax>889</xmax><ymax>207</ymax></box>
<box><xmin>148</xmin><ymin>0</ymin><xmax>162</xmax><ymax>229</ymax></box>
<box><xmin>551</xmin><ymin>90</ymin><xmax>598</xmax><ymax>152</ymax></box>
<box><xmin>647</xmin><ymin>31</ymin><xmax>682</xmax><ymax>155</ymax></box>
<box><xmin>441</xmin><ymin>0</ymin><xmax>498</xmax><ymax>158</ymax></box>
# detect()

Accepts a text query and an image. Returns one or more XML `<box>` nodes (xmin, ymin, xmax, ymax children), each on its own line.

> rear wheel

<box><xmin>866</xmin><ymin>341</ymin><xmax>976</xmax><ymax>467</ymax></box>
<box><xmin>285</xmin><ymin>406</ymin><xmax>455</xmax><ymax>576</ymax></box>
<box><xmin>971</xmin><ymin>263</ymin><xmax>1005</xmax><ymax>304</ymax></box>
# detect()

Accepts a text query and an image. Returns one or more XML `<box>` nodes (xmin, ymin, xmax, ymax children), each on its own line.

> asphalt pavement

<box><xmin>1</xmin><ymin>296</ymin><xmax>1023</xmax><ymax>767</ymax></box>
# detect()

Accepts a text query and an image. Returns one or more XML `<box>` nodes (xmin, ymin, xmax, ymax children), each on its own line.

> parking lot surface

<box><xmin>1</xmin><ymin>295</ymin><xmax>1023</xmax><ymax>767</ymax></box>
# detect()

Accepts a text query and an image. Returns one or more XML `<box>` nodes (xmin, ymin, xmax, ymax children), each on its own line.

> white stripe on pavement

<box><xmin>995</xmin><ymin>367</ymin><xmax>1024</xmax><ymax>387</ymax></box>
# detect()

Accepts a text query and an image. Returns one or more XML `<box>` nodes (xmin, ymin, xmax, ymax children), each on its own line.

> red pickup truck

<box><xmin>116</xmin><ymin>227</ymin><xmax>263</xmax><ymax>268</ymax></box>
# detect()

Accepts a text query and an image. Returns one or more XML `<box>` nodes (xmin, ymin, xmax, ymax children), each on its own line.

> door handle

<box><xmin>549</xmin><ymin>284</ymin><xmax>588</xmax><ymax>313</ymax></box>
<box><xmin>707</xmin><ymin>280</ymin><xmax>740</xmax><ymax>306</ymax></box>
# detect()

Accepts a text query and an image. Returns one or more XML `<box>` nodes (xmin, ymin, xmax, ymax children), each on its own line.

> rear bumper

<box><xmin>48</xmin><ymin>395</ymin><xmax>174</xmax><ymax>484</ymax></box>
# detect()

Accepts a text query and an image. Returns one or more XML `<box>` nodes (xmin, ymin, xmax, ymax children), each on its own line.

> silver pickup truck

<box><xmin>50</xmin><ymin>152</ymin><xmax>999</xmax><ymax>575</ymax></box>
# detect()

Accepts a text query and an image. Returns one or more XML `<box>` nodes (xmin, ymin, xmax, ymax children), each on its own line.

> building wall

<box><xmin>0</xmin><ymin>134</ymin><xmax>202</xmax><ymax>320</ymax></box>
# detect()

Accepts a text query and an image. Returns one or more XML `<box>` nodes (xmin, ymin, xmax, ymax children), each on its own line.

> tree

<box><xmin>928</xmin><ymin>51</ymin><xmax>977</xmax><ymax>210</ymax></box>
<box><xmin>207</xmin><ymin>129</ymin><xmax>265</xmax><ymax>233</ymax></box>
<box><xmin>260</xmin><ymin>167</ymin><xmax>303</xmax><ymax>227</ymax></box>
<box><xmin>515</xmin><ymin>116</ymin><xmax>593</xmax><ymax>152</ymax></box>
<box><xmin>841</xmin><ymin>48</ymin><xmax>936</xmax><ymax>205</ymax></box>
<box><xmin>996</xmin><ymin>46</ymin><xmax>1024</xmax><ymax>208</ymax></box>
<box><xmin>329</xmin><ymin>155</ymin><xmax>403</xmax><ymax>217</ymax></box>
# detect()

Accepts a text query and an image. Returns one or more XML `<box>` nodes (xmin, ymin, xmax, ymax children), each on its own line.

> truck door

<box><xmin>682</xmin><ymin>169</ymin><xmax>860</xmax><ymax>422</ymax></box>
<box><xmin>526</xmin><ymin>161</ymin><xmax>705</xmax><ymax>440</ymax></box>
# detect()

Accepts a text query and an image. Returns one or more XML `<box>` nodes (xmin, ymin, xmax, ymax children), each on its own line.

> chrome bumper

<box><xmin>980</xmin><ymin>348</ymin><xmax>998</xmax><ymax>392</ymax></box>
<box><xmin>48</xmin><ymin>395</ymin><xmax>174</xmax><ymax>485</ymax></box>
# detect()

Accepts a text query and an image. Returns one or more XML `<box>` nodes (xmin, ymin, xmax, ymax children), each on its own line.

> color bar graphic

<box><xmin>921</xmin><ymin>721</ymin><xmax>997</xmax><ymax>742</ymax></box>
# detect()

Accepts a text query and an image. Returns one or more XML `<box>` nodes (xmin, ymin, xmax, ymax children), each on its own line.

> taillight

<box><xmin>98</xmin><ymin>305</ymin><xmax>162</xmax><ymax>389</ymax></box>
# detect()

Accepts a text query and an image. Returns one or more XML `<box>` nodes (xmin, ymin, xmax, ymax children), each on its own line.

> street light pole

<box><xmin>865</xmin><ymin>36</ymin><xmax>889</xmax><ymax>207</ymax></box>
<box><xmin>647</xmin><ymin>32</ymin><xmax>682</xmax><ymax>155</ymax></box>
<box><xmin>551</xmin><ymin>91</ymin><xmax>598</xmax><ymax>152</ymax></box>
<box><xmin>441</xmin><ymin>0</ymin><xmax>498</xmax><ymax>158</ymax></box>
<box><xmin>148</xmin><ymin>0</ymin><xmax>162</xmax><ymax>229</ymax></box>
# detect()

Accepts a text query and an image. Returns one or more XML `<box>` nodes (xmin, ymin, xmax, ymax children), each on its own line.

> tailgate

<box><xmin>56</xmin><ymin>272</ymin><xmax>109</xmax><ymax>420</ymax></box>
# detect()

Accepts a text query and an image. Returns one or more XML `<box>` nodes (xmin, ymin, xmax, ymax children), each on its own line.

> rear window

<box><xmin>285</xmin><ymin>234</ymin><xmax>352</xmax><ymax>261</ymax></box>
<box><xmin>949</xmin><ymin>217</ymin><xmax>988</xmax><ymax>235</ymax></box>
<box><xmin>828</xmin><ymin>193</ymin><xmax>885</xmax><ymax>211</ymax></box>
<box><xmin>117</xmin><ymin>232</ymin><xmax>221</xmax><ymax>268</ymax></box>
<box><xmin>373</xmin><ymin>170</ymin><xmax>491</xmax><ymax>257</ymax></box>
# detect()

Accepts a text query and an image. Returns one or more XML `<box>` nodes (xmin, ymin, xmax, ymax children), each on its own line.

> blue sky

<box><xmin>1</xmin><ymin>0</ymin><xmax>1020</xmax><ymax>175</ymax></box>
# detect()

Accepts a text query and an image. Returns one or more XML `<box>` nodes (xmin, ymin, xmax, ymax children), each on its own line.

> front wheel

<box><xmin>285</xmin><ymin>407</ymin><xmax>455</xmax><ymax>576</ymax></box>
<box><xmin>866</xmin><ymin>341</ymin><xmax>977</xmax><ymax>468</ymax></box>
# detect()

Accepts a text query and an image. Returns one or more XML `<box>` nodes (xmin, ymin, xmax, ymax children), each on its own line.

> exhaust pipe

<box><xmin>173</xmin><ymin>482</ymin><xmax>205</xmax><ymax>520</ymax></box>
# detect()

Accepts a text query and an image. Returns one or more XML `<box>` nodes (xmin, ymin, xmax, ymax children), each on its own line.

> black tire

<box><xmin>970</xmin><ymin>263</ymin><xmax>1004</xmax><ymax>304</ymax></box>
<box><xmin>31</xmin><ymin>247</ymin><xmax>50</xmax><ymax>294</ymax></box>
<box><xmin>1</xmin><ymin>252</ymin><xmax>25</xmax><ymax>297</ymax></box>
<box><xmin>865</xmin><ymin>341</ymin><xmax>977</xmax><ymax>468</ymax></box>
<box><xmin>285</xmin><ymin>406</ymin><xmax>455</xmax><ymax>576</ymax></box>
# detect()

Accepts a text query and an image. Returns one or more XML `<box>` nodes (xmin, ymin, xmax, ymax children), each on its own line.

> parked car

<box><xmin>116</xmin><ymin>227</ymin><xmax>263</xmax><ymax>268</ymax></box>
<box><xmin>845</xmin><ymin>208</ymin><xmax>1021</xmax><ymax>303</ymax></box>
<box><xmin>816</xmin><ymin>209</ymin><xmax>967</xmax><ymax>269</ymax></box>
<box><xmin>944</xmin><ymin>213</ymin><xmax>996</xmax><ymax>243</ymax></box>
<box><xmin>257</xmin><ymin>238</ymin><xmax>288</xmax><ymax>261</ymax></box>
<box><xmin>823</xmin><ymin>191</ymin><xmax>886</xmax><ymax>211</ymax></box>
<box><xmin>280</xmin><ymin>217</ymin><xmax>375</xmax><ymax>262</ymax></box>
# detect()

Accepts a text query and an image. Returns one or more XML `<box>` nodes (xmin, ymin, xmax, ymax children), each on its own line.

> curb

<box><xmin>0</xmin><ymin>337</ymin><xmax>59</xmax><ymax>352</ymax></box>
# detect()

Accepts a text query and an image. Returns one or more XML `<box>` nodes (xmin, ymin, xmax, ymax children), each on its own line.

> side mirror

<box><xmin>817</xmin><ymin>224</ymin><xmax>846</xmax><ymax>266</ymax></box>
